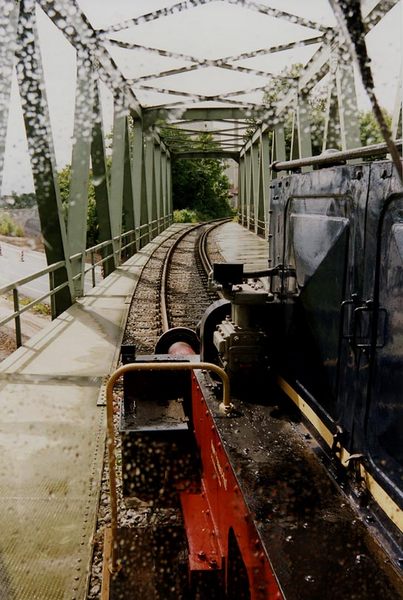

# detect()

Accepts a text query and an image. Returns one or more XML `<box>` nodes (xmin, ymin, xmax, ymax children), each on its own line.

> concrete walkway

<box><xmin>211</xmin><ymin>222</ymin><xmax>268</xmax><ymax>271</ymax></box>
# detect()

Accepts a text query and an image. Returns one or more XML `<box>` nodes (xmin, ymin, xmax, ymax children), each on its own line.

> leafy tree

<box><xmin>359</xmin><ymin>109</ymin><xmax>392</xmax><ymax>146</ymax></box>
<box><xmin>10</xmin><ymin>192</ymin><xmax>37</xmax><ymax>208</ymax></box>
<box><xmin>246</xmin><ymin>63</ymin><xmax>391</xmax><ymax>156</ymax></box>
<box><xmin>57</xmin><ymin>165</ymin><xmax>99</xmax><ymax>247</ymax></box>
<box><xmin>165</xmin><ymin>130</ymin><xmax>233</xmax><ymax>221</ymax></box>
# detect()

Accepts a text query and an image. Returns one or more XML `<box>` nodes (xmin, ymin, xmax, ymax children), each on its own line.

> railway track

<box><xmin>89</xmin><ymin>219</ymin><xmax>229</xmax><ymax>600</ymax></box>
<box><xmin>124</xmin><ymin>219</ymin><xmax>228</xmax><ymax>352</ymax></box>
<box><xmin>161</xmin><ymin>220</ymin><xmax>226</xmax><ymax>332</ymax></box>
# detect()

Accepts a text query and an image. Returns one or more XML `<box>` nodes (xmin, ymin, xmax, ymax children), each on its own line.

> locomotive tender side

<box><xmin>269</xmin><ymin>160</ymin><xmax>402</xmax><ymax>545</ymax></box>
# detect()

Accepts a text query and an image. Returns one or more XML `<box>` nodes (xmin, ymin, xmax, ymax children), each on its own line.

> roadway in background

<box><xmin>0</xmin><ymin>239</ymin><xmax>102</xmax><ymax>300</ymax></box>
<box><xmin>0</xmin><ymin>240</ymin><xmax>49</xmax><ymax>299</ymax></box>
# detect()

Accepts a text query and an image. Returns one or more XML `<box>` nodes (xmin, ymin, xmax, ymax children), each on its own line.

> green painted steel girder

<box><xmin>143</xmin><ymin>107</ymin><xmax>262</xmax><ymax>128</ymax></box>
<box><xmin>16</xmin><ymin>0</ymin><xmax>73</xmax><ymax>316</ymax></box>
<box><xmin>131</xmin><ymin>119</ymin><xmax>145</xmax><ymax>248</ymax></box>
<box><xmin>67</xmin><ymin>53</ymin><xmax>95</xmax><ymax>296</ymax></box>
<box><xmin>109</xmin><ymin>103</ymin><xmax>127</xmax><ymax>264</ymax></box>
<box><xmin>122</xmin><ymin>121</ymin><xmax>135</xmax><ymax>252</ymax></box>
<box><xmin>0</xmin><ymin>1</ymin><xmax>18</xmax><ymax>195</ymax></box>
<box><xmin>144</xmin><ymin>136</ymin><xmax>157</xmax><ymax>239</ymax></box>
<box><xmin>91</xmin><ymin>85</ymin><xmax>115</xmax><ymax>277</ymax></box>
<box><xmin>172</xmin><ymin>150</ymin><xmax>240</xmax><ymax>162</ymax></box>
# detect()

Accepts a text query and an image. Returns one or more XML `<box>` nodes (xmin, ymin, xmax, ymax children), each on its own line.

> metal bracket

<box><xmin>353</xmin><ymin>301</ymin><xmax>387</xmax><ymax>349</ymax></box>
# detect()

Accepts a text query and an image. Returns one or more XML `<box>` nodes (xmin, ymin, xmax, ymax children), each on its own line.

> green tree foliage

<box><xmin>10</xmin><ymin>192</ymin><xmax>37</xmax><ymax>208</ymax></box>
<box><xmin>57</xmin><ymin>165</ymin><xmax>99</xmax><ymax>247</ymax></box>
<box><xmin>246</xmin><ymin>63</ymin><xmax>391</xmax><ymax>156</ymax></box>
<box><xmin>167</xmin><ymin>131</ymin><xmax>234</xmax><ymax>221</ymax></box>
<box><xmin>173</xmin><ymin>208</ymin><xmax>198</xmax><ymax>223</ymax></box>
<box><xmin>359</xmin><ymin>109</ymin><xmax>392</xmax><ymax>146</ymax></box>
<box><xmin>0</xmin><ymin>214</ymin><xmax>24</xmax><ymax>237</ymax></box>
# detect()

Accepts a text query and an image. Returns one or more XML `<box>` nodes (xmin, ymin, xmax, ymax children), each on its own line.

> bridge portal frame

<box><xmin>0</xmin><ymin>0</ymin><xmax>401</xmax><ymax>318</ymax></box>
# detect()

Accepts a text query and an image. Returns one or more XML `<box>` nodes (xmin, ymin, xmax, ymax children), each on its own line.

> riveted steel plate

<box><xmin>0</xmin><ymin>382</ymin><xmax>105</xmax><ymax>600</ymax></box>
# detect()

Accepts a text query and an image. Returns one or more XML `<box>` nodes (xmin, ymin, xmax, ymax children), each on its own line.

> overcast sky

<box><xmin>1</xmin><ymin>0</ymin><xmax>402</xmax><ymax>194</ymax></box>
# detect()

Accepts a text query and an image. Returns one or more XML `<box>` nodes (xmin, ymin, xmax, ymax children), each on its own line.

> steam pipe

<box><xmin>271</xmin><ymin>140</ymin><xmax>402</xmax><ymax>172</ymax></box>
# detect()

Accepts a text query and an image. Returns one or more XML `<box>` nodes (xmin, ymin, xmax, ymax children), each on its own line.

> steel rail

<box><xmin>198</xmin><ymin>224</ymin><xmax>214</xmax><ymax>275</ymax></box>
<box><xmin>160</xmin><ymin>218</ymin><xmax>231</xmax><ymax>332</ymax></box>
<box><xmin>160</xmin><ymin>222</ymin><xmax>206</xmax><ymax>333</ymax></box>
<box><xmin>197</xmin><ymin>218</ymin><xmax>233</xmax><ymax>300</ymax></box>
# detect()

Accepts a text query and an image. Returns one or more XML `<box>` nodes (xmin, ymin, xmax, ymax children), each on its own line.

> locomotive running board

<box><xmin>277</xmin><ymin>375</ymin><xmax>403</xmax><ymax>534</ymax></box>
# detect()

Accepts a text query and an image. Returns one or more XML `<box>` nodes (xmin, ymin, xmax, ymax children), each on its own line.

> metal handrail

<box><xmin>0</xmin><ymin>260</ymin><xmax>65</xmax><ymax>297</ymax></box>
<box><xmin>0</xmin><ymin>216</ymin><xmax>173</xmax><ymax>348</ymax></box>
<box><xmin>271</xmin><ymin>139</ymin><xmax>403</xmax><ymax>172</ymax></box>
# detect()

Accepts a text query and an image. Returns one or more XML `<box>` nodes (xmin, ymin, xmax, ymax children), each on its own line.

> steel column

<box><xmin>16</xmin><ymin>0</ymin><xmax>73</xmax><ymax>316</ymax></box>
<box><xmin>322</xmin><ymin>79</ymin><xmax>340</xmax><ymax>151</ymax></box>
<box><xmin>122</xmin><ymin>120</ymin><xmax>135</xmax><ymax>258</ymax></box>
<box><xmin>67</xmin><ymin>54</ymin><xmax>95</xmax><ymax>296</ymax></box>
<box><xmin>296</xmin><ymin>92</ymin><xmax>313</xmax><ymax>171</ymax></box>
<box><xmin>244</xmin><ymin>149</ymin><xmax>251</xmax><ymax>228</ymax></box>
<box><xmin>335</xmin><ymin>44</ymin><xmax>361</xmax><ymax>150</ymax></box>
<box><xmin>251</xmin><ymin>142</ymin><xmax>259</xmax><ymax>233</ymax></box>
<box><xmin>0</xmin><ymin>1</ymin><xmax>19</xmax><ymax>194</ymax></box>
<box><xmin>238</xmin><ymin>157</ymin><xmax>245</xmax><ymax>225</ymax></box>
<box><xmin>144</xmin><ymin>136</ymin><xmax>157</xmax><ymax>238</ymax></box>
<box><xmin>161</xmin><ymin>150</ymin><xmax>168</xmax><ymax>226</ymax></box>
<box><xmin>289</xmin><ymin>108</ymin><xmax>298</xmax><ymax>161</ymax></box>
<box><xmin>259</xmin><ymin>131</ymin><xmax>270</xmax><ymax>237</ymax></box>
<box><xmin>153</xmin><ymin>144</ymin><xmax>162</xmax><ymax>232</ymax></box>
<box><xmin>91</xmin><ymin>82</ymin><xmax>114</xmax><ymax>277</ymax></box>
<box><xmin>131</xmin><ymin>119</ymin><xmax>146</xmax><ymax>248</ymax></box>
<box><xmin>167</xmin><ymin>155</ymin><xmax>172</xmax><ymax>222</ymax></box>
<box><xmin>271</xmin><ymin>124</ymin><xmax>286</xmax><ymax>181</ymax></box>
<box><xmin>110</xmin><ymin>101</ymin><xmax>127</xmax><ymax>265</ymax></box>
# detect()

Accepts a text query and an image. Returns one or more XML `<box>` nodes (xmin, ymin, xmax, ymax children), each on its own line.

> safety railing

<box><xmin>0</xmin><ymin>214</ymin><xmax>173</xmax><ymax>349</ymax></box>
<box><xmin>0</xmin><ymin>261</ymin><xmax>67</xmax><ymax>348</ymax></box>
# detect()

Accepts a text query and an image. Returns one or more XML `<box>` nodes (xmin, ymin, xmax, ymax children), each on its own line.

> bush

<box><xmin>0</xmin><ymin>214</ymin><xmax>25</xmax><ymax>237</ymax></box>
<box><xmin>9</xmin><ymin>295</ymin><xmax>51</xmax><ymax>316</ymax></box>
<box><xmin>173</xmin><ymin>209</ymin><xmax>199</xmax><ymax>223</ymax></box>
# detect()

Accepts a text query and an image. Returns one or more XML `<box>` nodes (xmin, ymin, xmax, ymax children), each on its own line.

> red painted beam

<box><xmin>182</xmin><ymin>374</ymin><xmax>283</xmax><ymax>600</ymax></box>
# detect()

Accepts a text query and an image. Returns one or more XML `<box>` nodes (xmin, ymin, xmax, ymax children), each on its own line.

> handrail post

<box><xmin>49</xmin><ymin>271</ymin><xmax>56</xmax><ymax>319</ymax></box>
<box><xmin>91</xmin><ymin>251</ymin><xmax>96</xmax><ymax>288</ymax></box>
<box><xmin>13</xmin><ymin>289</ymin><xmax>22</xmax><ymax>348</ymax></box>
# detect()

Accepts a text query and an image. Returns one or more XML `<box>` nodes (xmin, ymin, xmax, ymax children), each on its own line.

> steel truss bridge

<box><xmin>0</xmin><ymin>3</ymin><xmax>402</xmax><ymax>599</ymax></box>
<box><xmin>0</xmin><ymin>0</ymin><xmax>401</xmax><ymax>321</ymax></box>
